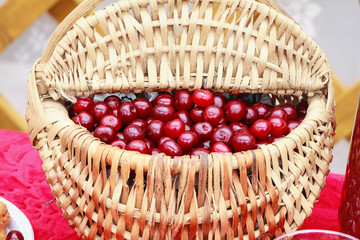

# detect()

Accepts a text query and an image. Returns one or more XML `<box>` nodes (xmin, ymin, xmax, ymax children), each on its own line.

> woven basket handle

<box><xmin>40</xmin><ymin>0</ymin><xmax>104</xmax><ymax>64</ymax></box>
<box><xmin>39</xmin><ymin>0</ymin><xmax>290</xmax><ymax>65</ymax></box>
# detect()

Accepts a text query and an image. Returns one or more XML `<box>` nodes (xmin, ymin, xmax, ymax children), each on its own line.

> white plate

<box><xmin>0</xmin><ymin>197</ymin><xmax>34</xmax><ymax>240</ymax></box>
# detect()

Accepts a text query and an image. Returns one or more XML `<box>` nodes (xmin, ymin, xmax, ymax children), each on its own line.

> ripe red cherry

<box><xmin>211</xmin><ymin>125</ymin><xmax>233</xmax><ymax>147</ymax></box>
<box><xmin>117</xmin><ymin>102</ymin><xmax>137</xmax><ymax>125</ymax></box>
<box><xmin>73</xmin><ymin>97</ymin><xmax>94</xmax><ymax>114</ymax></box>
<box><xmin>268</xmin><ymin>117</ymin><xmax>288</xmax><ymax>137</ymax></box>
<box><xmin>151</xmin><ymin>104</ymin><xmax>175</xmax><ymax>123</ymax></box>
<box><xmin>144</xmin><ymin>138</ymin><xmax>155</xmax><ymax>150</ymax></box>
<box><xmin>161</xmin><ymin>139</ymin><xmax>183</xmax><ymax>156</ymax></box>
<box><xmin>252</xmin><ymin>102</ymin><xmax>272</xmax><ymax>119</ymax></box>
<box><xmin>123</xmin><ymin>124</ymin><xmax>146</xmax><ymax>142</ymax></box>
<box><xmin>192</xmin><ymin>89</ymin><xmax>214</xmax><ymax>107</ymax></box>
<box><xmin>232</xmin><ymin>132</ymin><xmax>256</xmax><ymax>152</ymax></box>
<box><xmin>229</xmin><ymin>122</ymin><xmax>249</xmax><ymax>134</ymax></box>
<box><xmin>219</xmin><ymin>116</ymin><xmax>227</xmax><ymax>125</ymax></box>
<box><xmin>212</xmin><ymin>142</ymin><xmax>231</xmax><ymax>153</ymax></box>
<box><xmin>269</xmin><ymin>107</ymin><xmax>288</xmax><ymax>122</ymax></box>
<box><xmin>282</xmin><ymin>104</ymin><xmax>297</xmax><ymax>121</ymax></box>
<box><xmin>94</xmin><ymin>125</ymin><xmax>116</xmax><ymax>144</ymax></box>
<box><xmin>255</xmin><ymin>141</ymin><xmax>269</xmax><ymax>148</ymax></box>
<box><xmin>111</xmin><ymin>139</ymin><xmax>127</xmax><ymax>149</ymax></box>
<box><xmin>202</xmin><ymin>105</ymin><xmax>224</xmax><ymax>126</ymax></box>
<box><xmin>164</xmin><ymin>119</ymin><xmax>185</xmax><ymax>138</ymax></box>
<box><xmin>115</xmin><ymin>132</ymin><xmax>125</xmax><ymax>140</ymax></box>
<box><xmin>190</xmin><ymin>148</ymin><xmax>211</xmax><ymax>156</ymax></box>
<box><xmin>153</xmin><ymin>93</ymin><xmax>174</xmax><ymax>107</ymax></box>
<box><xmin>150</xmin><ymin>148</ymin><xmax>162</xmax><ymax>155</ymax></box>
<box><xmin>287</xmin><ymin>120</ymin><xmax>300</xmax><ymax>131</ymax></box>
<box><xmin>250</xmin><ymin>119</ymin><xmax>272</xmax><ymax>141</ymax></box>
<box><xmin>126</xmin><ymin>140</ymin><xmax>149</xmax><ymax>154</ymax></box>
<box><xmin>192</xmin><ymin>122</ymin><xmax>213</xmax><ymax>139</ymax></box>
<box><xmin>177</xmin><ymin>131</ymin><xmax>199</xmax><ymax>151</ymax></box>
<box><xmin>173</xmin><ymin>90</ymin><xmax>194</xmax><ymax>111</ymax></box>
<box><xmin>296</xmin><ymin>100</ymin><xmax>308</xmax><ymax>117</ymax></box>
<box><xmin>72</xmin><ymin>111</ymin><xmax>95</xmax><ymax>131</ymax></box>
<box><xmin>99</xmin><ymin>114</ymin><xmax>122</xmax><ymax>132</ymax></box>
<box><xmin>133</xmin><ymin>98</ymin><xmax>152</xmax><ymax>119</ymax></box>
<box><xmin>91</xmin><ymin>102</ymin><xmax>111</xmax><ymax>122</ymax></box>
<box><xmin>190</xmin><ymin>108</ymin><xmax>204</xmax><ymax>123</ymax></box>
<box><xmin>146</xmin><ymin>120</ymin><xmax>164</xmax><ymax>143</ymax></box>
<box><xmin>158</xmin><ymin>136</ymin><xmax>172</xmax><ymax>148</ymax></box>
<box><xmin>146</xmin><ymin>116</ymin><xmax>154</xmax><ymax>124</ymax></box>
<box><xmin>197</xmin><ymin>139</ymin><xmax>211</xmax><ymax>150</ymax></box>
<box><xmin>130</xmin><ymin>119</ymin><xmax>147</xmax><ymax>132</ymax></box>
<box><xmin>213</xmin><ymin>94</ymin><xmax>228</xmax><ymax>109</ymax></box>
<box><xmin>224</xmin><ymin>100</ymin><xmax>246</xmax><ymax>122</ymax></box>
<box><xmin>104</xmin><ymin>95</ymin><xmax>122</xmax><ymax>109</ymax></box>
<box><xmin>243</xmin><ymin>106</ymin><xmax>258</xmax><ymax>125</ymax></box>
<box><xmin>184</xmin><ymin>124</ymin><xmax>191</xmax><ymax>131</ymax></box>
<box><xmin>174</xmin><ymin>110</ymin><xmax>192</xmax><ymax>125</ymax></box>
<box><xmin>268</xmin><ymin>135</ymin><xmax>285</xmax><ymax>143</ymax></box>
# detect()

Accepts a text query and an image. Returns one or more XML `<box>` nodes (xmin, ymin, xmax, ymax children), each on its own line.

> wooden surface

<box><xmin>0</xmin><ymin>95</ymin><xmax>27</xmax><ymax>132</ymax></box>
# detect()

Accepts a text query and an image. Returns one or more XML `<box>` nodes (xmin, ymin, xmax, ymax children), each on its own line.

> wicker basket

<box><xmin>26</xmin><ymin>0</ymin><xmax>335</xmax><ymax>239</ymax></box>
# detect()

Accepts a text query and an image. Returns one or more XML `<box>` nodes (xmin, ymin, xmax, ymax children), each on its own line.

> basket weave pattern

<box><xmin>26</xmin><ymin>0</ymin><xmax>335</xmax><ymax>239</ymax></box>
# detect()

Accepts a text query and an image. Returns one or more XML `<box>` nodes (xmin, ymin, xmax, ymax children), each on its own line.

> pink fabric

<box><xmin>0</xmin><ymin>129</ymin><xmax>343</xmax><ymax>239</ymax></box>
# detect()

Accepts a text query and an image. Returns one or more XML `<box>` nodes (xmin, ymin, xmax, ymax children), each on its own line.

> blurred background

<box><xmin>0</xmin><ymin>0</ymin><xmax>359</xmax><ymax>174</ymax></box>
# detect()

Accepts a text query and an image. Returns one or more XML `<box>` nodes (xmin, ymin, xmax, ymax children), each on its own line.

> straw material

<box><xmin>26</xmin><ymin>0</ymin><xmax>335</xmax><ymax>239</ymax></box>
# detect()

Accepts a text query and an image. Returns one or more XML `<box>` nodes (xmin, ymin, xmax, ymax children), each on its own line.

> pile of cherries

<box><xmin>70</xmin><ymin>90</ymin><xmax>308</xmax><ymax>156</ymax></box>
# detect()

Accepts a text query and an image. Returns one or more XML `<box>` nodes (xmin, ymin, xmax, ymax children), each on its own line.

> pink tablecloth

<box><xmin>0</xmin><ymin>129</ymin><xmax>343</xmax><ymax>239</ymax></box>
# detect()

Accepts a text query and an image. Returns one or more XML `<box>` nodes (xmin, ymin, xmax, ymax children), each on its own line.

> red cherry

<box><xmin>269</xmin><ymin>107</ymin><xmax>288</xmax><ymax>122</ymax></box>
<box><xmin>72</xmin><ymin>111</ymin><xmax>95</xmax><ymax>131</ymax></box>
<box><xmin>288</xmin><ymin>120</ymin><xmax>300</xmax><ymax>131</ymax></box>
<box><xmin>150</xmin><ymin>148</ymin><xmax>162</xmax><ymax>155</ymax></box>
<box><xmin>123</xmin><ymin>124</ymin><xmax>146</xmax><ymax>142</ymax></box>
<box><xmin>211</xmin><ymin>125</ymin><xmax>233</xmax><ymax>147</ymax></box>
<box><xmin>144</xmin><ymin>138</ymin><xmax>155</xmax><ymax>150</ymax></box>
<box><xmin>250</xmin><ymin>119</ymin><xmax>272</xmax><ymax>141</ymax></box>
<box><xmin>115</xmin><ymin>132</ymin><xmax>125</xmax><ymax>140</ymax></box>
<box><xmin>104</xmin><ymin>95</ymin><xmax>122</xmax><ymax>109</ymax></box>
<box><xmin>117</xmin><ymin>102</ymin><xmax>138</xmax><ymax>125</ymax></box>
<box><xmin>296</xmin><ymin>100</ymin><xmax>308</xmax><ymax>117</ymax></box>
<box><xmin>268</xmin><ymin>117</ymin><xmax>288</xmax><ymax>137</ymax></box>
<box><xmin>243</xmin><ymin>106</ymin><xmax>258</xmax><ymax>125</ymax></box>
<box><xmin>130</xmin><ymin>119</ymin><xmax>147</xmax><ymax>132</ymax></box>
<box><xmin>133</xmin><ymin>98</ymin><xmax>152</xmax><ymax>119</ymax></box>
<box><xmin>202</xmin><ymin>105</ymin><xmax>224</xmax><ymax>126</ymax></box>
<box><xmin>255</xmin><ymin>140</ymin><xmax>269</xmax><ymax>148</ymax></box>
<box><xmin>126</xmin><ymin>140</ymin><xmax>149</xmax><ymax>154</ymax></box>
<box><xmin>91</xmin><ymin>102</ymin><xmax>111</xmax><ymax>122</ymax></box>
<box><xmin>282</xmin><ymin>104</ymin><xmax>297</xmax><ymax>121</ymax></box>
<box><xmin>229</xmin><ymin>122</ymin><xmax>249</xmax><ymax>134</ymax></box>
<box><xmin>190</xmin><ymin>148</ymin><xmax>211</xmax><ymax>156</ymax></box>
<box><xmin>212</xmin><ymin>142</ymin><xmax>231</xmax><ymax>153</ymax></box>
<box><xmin>161</xmin><ymin>139</ymin><xmax>183</xmax><ymax>156</ymax></box>
<box><xmin>252</xmin><ymin>102</ymin><xmax>272</xmax><ymax>119</ymax></box>
<box><xmin>238</xmin><ymin>98</ymin><xmax>250</xmax><ymax>106</ymax></box>
<box><xmin>192</xmin><ymin>89</ymin><xmax>214</xmax><ymax>107</ymax></box>
<box><xmin>192</xmin><ymin>122</ymin><xmax>213</xmax><ymax>139</ymax></box>
<box><xmin>197</xmin><ymin>139</ymin><xmax>211</xmax><ymax>150</ymax></box>
<box><xmin>94</xmin><ymin>125</ymin><xmax>116</xmax><ymax>144</ymax></box>
<box><xmin>5</xmin><ymin>230</ymin><xmax>24</xmax><ymax>240</ymax></box>
<box><xmin>151</xmin><ymin>104</ymin><xmax>175</xmax><ymax>123</ymax></box>
<box><xmin>164</xmin><ymin>119</ymin><xmax>185</xmax><ymax>138</ymax></box>
<box><xmin>184</xmin><ymin>124</ymin><xmax>191</xmax><ymax>131</ymax></box>
<box><xmin>232</xmin><ymin>132</ymin><xmax>256</xmax><ymax>152</ymax></box>
<box><xmin>190</xmin><ymin>108</ymin><xmax>204</xmax><ymax>123</ymax></box>
<box><xmin>99</xmin><ymin>114</ymin><xmax>122</xmax><ymax>132</ymax></box>
<box><xmin>174</xmin><ymin>110</ymin><xmax>192</xmax><ymax>125</ymax></box>
<box><xmin>213</xmin><ymin>94</ymin><xmax>228</xmax><ymax>109</ymax></box>
<box><xmin>224</xmin><ymin>100</ymin><xmax>246</xmax><ymax>122</ymax></box>
<box><xmin>268</xmin><ymin>135</ymin><xmax>285</xmax><ymax>143</ymax></box>
<box><xmin>111</xmin><ymin>139</ymin><xmax>127</xmax><ymax>149</ymax></box>
<box><xmin>73</xmin><ymin>97</ymin><xmax>94</xmax><ymax>114</ymax></box>
<box><xmin>146</xmin><ymin>120</ymin><xmax>164</xmax><ymax>143</ymax></box>
<box><xmin>158</xmin><ymin>136</ymin><xmax>172</xmax><ymax>149</ymax></box>
<box><xmin>153</xmin><ymin>93</ymin><xmax>174</xmax><ymax>107</ymax></box>
<box><xmin>146</xmin><ymin>116</ymin><xmax>155</xmax><ymax>124</ymax></box>
<box><xmin>218</xmin><ymin>116</ymin><xmax>227</xmax><ymax>125</ymax></box>
<box><xmin>177</xmin><ymin>131</ymin><xmax>199</xmax><ymax>151</ymax></box>
<box><xmin>173</xmin><ymin>90</ymin><xmax>194</xmax><ymax>111</ymax></box>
